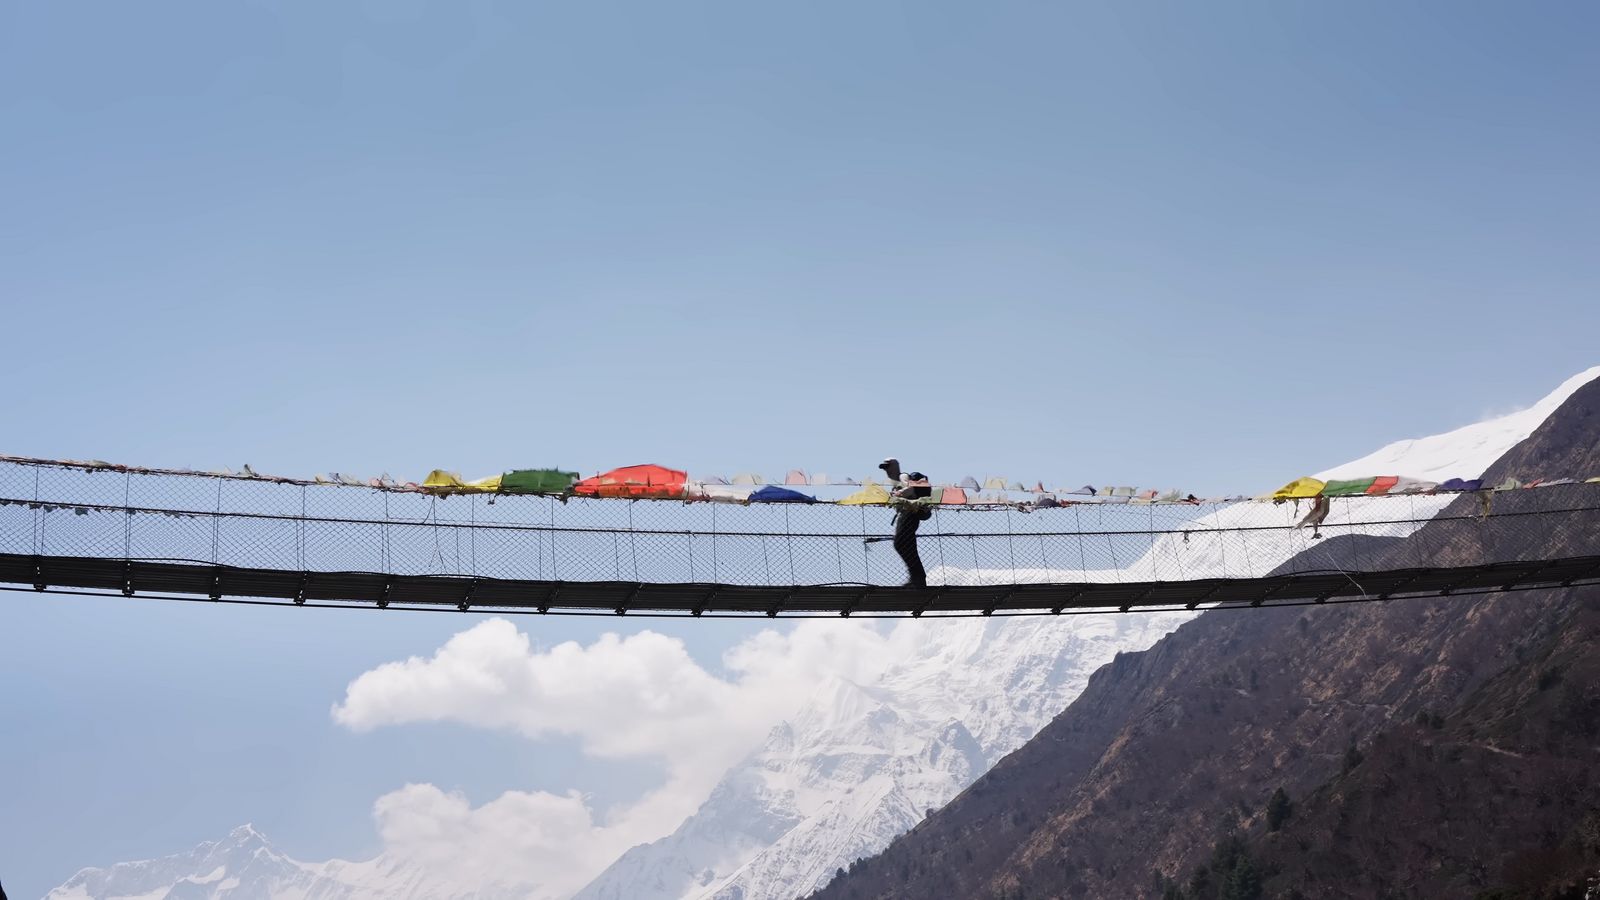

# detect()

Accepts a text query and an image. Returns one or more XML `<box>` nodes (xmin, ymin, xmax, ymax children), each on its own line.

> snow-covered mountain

<box><xmin>1313</xmin><ymin>365</ymin><xmax>1600</xmax><ymax>482</ymax></box>
<box><xmin>574</xmin><ymin>613</ymin><xmax>1193</xmax><ymax>900</ymax></box>
<box><xmin>48</xmin><ymin>367</ymin><xmax>1599</xmax><ymax>900</ymax></box>
<box><xmin>44</xmin><ymin>824</ymin><xmax>470</xmax><ymax>900</ymax></box>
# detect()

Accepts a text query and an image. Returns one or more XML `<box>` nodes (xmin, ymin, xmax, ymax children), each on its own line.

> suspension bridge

<box><xmin>3</xmin><ymin>457</ymin><xmax>1597</xmax><ymax>618</ymax></box>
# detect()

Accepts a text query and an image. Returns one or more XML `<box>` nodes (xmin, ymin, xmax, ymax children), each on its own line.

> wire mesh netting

<box><xmin>4</xmin><ymin>459</ymin><xmax>1598</xmax><ymax>595</ymax></box>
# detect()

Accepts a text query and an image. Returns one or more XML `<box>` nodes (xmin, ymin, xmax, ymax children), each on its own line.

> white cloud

<box><xmin>371</xmin><ymin>783</ymin><xmax>614</xmax><ymax>899</ymax></box>
<box><xmin>334</xmin><ymin>622</ymin><xmax>740</xmax><ymax>760</ymax></box>
<box><xmin>333</xmin><ymin>617</ymin><xmax>907</xmax><ymax>897</ymax></box>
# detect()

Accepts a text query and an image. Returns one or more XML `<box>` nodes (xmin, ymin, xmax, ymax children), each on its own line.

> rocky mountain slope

<box><xmin>810</xmin><ymin>375</ymin><xmax>1600</xmax><ymax>900</ymax></box>
<box><xmin>1233</xmin><ymin>595</ymin><xmax>1600</xmax><ymax>899</ymax></box>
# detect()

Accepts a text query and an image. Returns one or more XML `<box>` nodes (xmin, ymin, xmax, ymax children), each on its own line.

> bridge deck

<box><xmin>5</xmin><ymin>552</ymin><xmax>1598</xmax><ymax>617</ymax></box>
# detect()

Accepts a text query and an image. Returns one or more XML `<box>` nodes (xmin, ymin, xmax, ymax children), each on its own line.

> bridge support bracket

<box><xmin>1252</xmin><ymin>580</ymin><xmax>1292</xmax><ymax>608</ymax></box>
<box><xmin>1122</xmin><ymin>584</ymin><xmax>1156</xmax><ymax>613</ymax></box>
<box><xmin>1377</xmin><ymin>572</ymin><xmax>1422</xmax><ymax>601</ymax></box>
<box><xmin>1560</xmin><ymin>558</ymin><xmax>1600</xmax><ymax>587</ymax></box>
<box><xmin>1050</xmin><ymin>586</ymin><xmax>1088</xmax><ymax>615</ymax></box>
<box><xmin>1185</xmin><ymin>583</ymin><xmax>1223</xmax><ymax>611</ymax></box>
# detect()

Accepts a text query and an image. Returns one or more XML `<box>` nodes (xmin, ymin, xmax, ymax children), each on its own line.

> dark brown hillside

<box><xmin>1244</xmin><ymin>593</ymin><xmax>1600</xmax><ymax>899</ymax></box>
<box><xmin>811</xmin><ymin>374</ymin><xmax>1600</xmax><ymax>900</ymax></box>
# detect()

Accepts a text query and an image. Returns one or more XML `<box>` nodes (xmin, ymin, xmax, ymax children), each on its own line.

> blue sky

<box><xmin>2</xmin><ymin>1</ymin><xmax>1598</xmax><ymax>896</ymax></box>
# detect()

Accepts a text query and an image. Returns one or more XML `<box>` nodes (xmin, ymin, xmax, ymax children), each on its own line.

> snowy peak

<box><xmin>1315</xmin><ymin>365</ymin><xmax>1600</xmax><ymax>482</ymax></box>
<box><xmin>48</xmin><ymin>825</ymin><xmax>296</xmax><ymax>900</ymax></box>
<box><xmin>219</xmin><ymin>824</ymin><xmax>270</xmax><ymax>852</ymax></box>
<box><xmin>45</xmin><ymin>825</ymin><xmax>468</xmax><ymax>900</ymax></box>
<box><xmin>788</xmin><ymin>675</ymin><xmax>888</xmax><ymax>742</ymax></box>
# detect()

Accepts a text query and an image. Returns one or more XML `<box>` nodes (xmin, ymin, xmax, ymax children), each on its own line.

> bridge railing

<box><xmin>2</xmin><ymin>459</ymin><xmax>1597</xmax><ymax>589</ymax></box>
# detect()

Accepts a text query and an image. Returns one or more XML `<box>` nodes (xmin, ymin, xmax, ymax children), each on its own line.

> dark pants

<box><xmin>894</xmin><ymin>512</ymin><xmax>927</xmax><ymax>588</ymax></box>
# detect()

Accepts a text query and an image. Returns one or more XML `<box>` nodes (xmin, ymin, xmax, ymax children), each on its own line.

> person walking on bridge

<box><xmin>879</xmin><ymin>457</ymin><xmax>932</xmax><ymax>588</ymax></box>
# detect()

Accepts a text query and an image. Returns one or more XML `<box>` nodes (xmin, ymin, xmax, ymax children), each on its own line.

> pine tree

<box><xmin>1221</xmin><ymin>855</ymin><xmax>1263</xmax><ymax>900</ymax></box>
<box><xmin>1266</xmin><ymin>787</ymin><xmax>1292</xmax><ymax>832</ymax></box>
<box><xmin>1342</xmin><ymin>741</ymin><xmax>1364</xmax><ymax>774</ymax></box>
